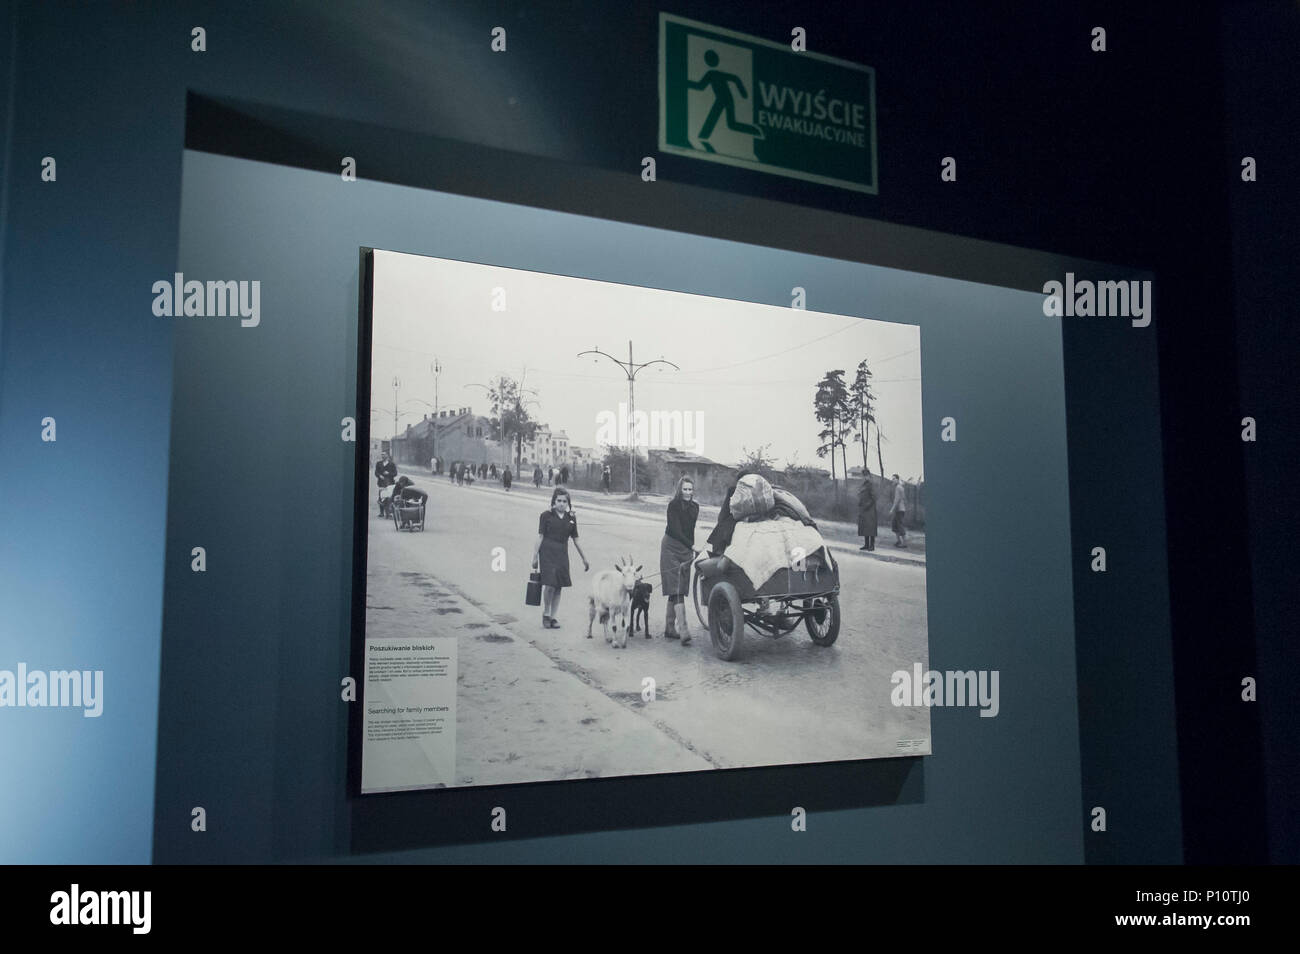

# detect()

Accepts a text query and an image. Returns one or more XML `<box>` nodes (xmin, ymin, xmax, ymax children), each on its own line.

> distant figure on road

<box><xmin>388</xmin><ymin>476</ymin><xmax>428</xmax><ymax>529</ymax></box>
<box><xmin>502</xmin><ymin>466</ymin><xmax>512</xmax><ymax>491</ymax></box>
<box><xmin>547</xmin><ymin>466</ymin><xmax>554</xmax><ymax>486</ymax></box>
<box><xmin>660</xmin><ymin>475</ymin><xmax>699</xmax><ymax>645</ymax></box>
<box><xmin>559</xmin><ymin>464</ymin><xmax>569</xmax><ymax>485</ymax></box>
<box><xmin>393</xmin><ymin>475</ymin><xmax>428</xmax><ymax>506</ymax></box>
<box><xmin>532</xmin><ymin>487</ymin><xmax>589</xmax><ymax>630</ymax></box>
<box><xmin>889</xmin><ymin>474</ymin><xmax>908</xmax><ymax>548</ymax></box>
<box><xmin>534</xmin><ymin>466</ymin><xmax>543</xmax><ymax>488</ymax></box>
<box><xmin>602</xmin><ymin>464</ymin><xmax>611</xmax><ymax>494</ymax></box>
<box><xmin>375</xmin><ymin>450</ymin><xmax>399</xmax><ymax>517</ymax></box>
<box><xmin>857</xmin><ymin>476</ymin><xmax>878</xmax><ymax>551</ymax></box>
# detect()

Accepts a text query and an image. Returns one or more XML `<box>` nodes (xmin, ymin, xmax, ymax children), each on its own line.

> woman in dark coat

<box><xmin>531</xmin><ymin>487</ymin><xmax>589</xmax><ymax>629</ymax></box>
<box><xmin>857</xmin><ymin>475</ymin><xmax>878</xmax><ymax>551</ymax></box>
<box><xmin>660</xmin><ymin>475</ymin><xmax>699</xmax><ymax>644</ymax></box>
<box><xmin>502</xmin><ymin>466</ymin><xmax>512</xmax><ymax>491</ymax></box>
<box><xmin>706</xmin><ymin>483</ymin><xmax>738</xmax><ymax>557</ymax></box>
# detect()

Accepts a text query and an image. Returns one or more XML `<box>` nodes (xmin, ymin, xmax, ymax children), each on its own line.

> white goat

<box><xmin>587</xmin><ymin>557</ymin><xmax>642</xmax><ymax>649</ymax></box>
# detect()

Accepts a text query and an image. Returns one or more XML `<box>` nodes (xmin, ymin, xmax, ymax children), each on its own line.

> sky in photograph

<box><xmin>370</xmin><ymin>250</ymin><xmax>925</xmax><ymax>479</ymax></box>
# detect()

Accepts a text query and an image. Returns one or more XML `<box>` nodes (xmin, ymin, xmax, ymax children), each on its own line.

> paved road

<box><xmin>365</xmin><ymin>473</ymin><xmax>930</xmax><ymax>787</ymax></box>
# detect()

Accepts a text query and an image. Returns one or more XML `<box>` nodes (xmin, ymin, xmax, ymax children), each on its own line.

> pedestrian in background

<box><xmin>503</xmin><ymin>466</ymin><xmax>512</xmax><ymax>491</ymax></box>
<box><xmin>890</xmin><ymin>474</ymin><xmax>908</xmax><ymax>548</ymax></box>
<box><xmin>857</xmin><ymin>475</ymin><xmax>878</xmax><ymax>551</ymax></box>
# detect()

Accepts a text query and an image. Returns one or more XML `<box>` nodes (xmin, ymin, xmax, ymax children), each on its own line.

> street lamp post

<box><xmin>391</xmin><ymin>374</ymin><xmax>401</xmax><ymax>459</ymax></box>
<box><xmin>431</xmin><ymin>358</ymin><xmax>441</xmax><ymax>467</ymax></box>
<box><xmin>577</xmin><ymin>341</ymin><xmax>679</xmax><ymax>501</ymax></box>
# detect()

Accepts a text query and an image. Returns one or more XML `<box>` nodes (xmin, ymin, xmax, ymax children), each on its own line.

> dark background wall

<box><xmin>1221</xmin><ymin>1</ymin><xmax>1300</xmax><ymax>866</ymax></box>
<box><xmin>1</xmin><ymin>0</ymin><xmax>1292</xmax><ymax>863</ymax></box>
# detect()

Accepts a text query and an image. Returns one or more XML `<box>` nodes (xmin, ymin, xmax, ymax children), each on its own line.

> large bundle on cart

<box><xmin>730</xmin><ymin>474</ymin><xmax>817</xmax><ymax>525</ymax></box>
<box><xmin>728</xmin><ymin>473</ymin><xmax>774</xmax><ymax>518</ymax></box>
<box><xmin>723</xmin><ymin>517</ymin><xmax>836</xmax><ymax>593</ymax></box>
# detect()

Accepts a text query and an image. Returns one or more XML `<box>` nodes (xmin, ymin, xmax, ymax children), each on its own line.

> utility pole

<box><xmin>577</xmin><ymin>341</ymin><xmax>679</xmax><ymax>500</ymax></box>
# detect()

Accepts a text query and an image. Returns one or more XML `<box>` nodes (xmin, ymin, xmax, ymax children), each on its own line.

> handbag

<box><xmin>525</xmin><ymin>571</ymin><xmax>542</xmax><ymax>606</ymax></box>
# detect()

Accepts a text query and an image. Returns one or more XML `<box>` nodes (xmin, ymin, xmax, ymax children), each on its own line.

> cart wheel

<box><xmin>392</xmin><ymin>503</ymin><xmax>401</xmax><ymax>531</ymax></box>
<box><xmin>804</xmin><ymin>594</ymin><xmax>841</xmax><ymax>646</ymax></box>
<box><xmin>692</xmin><ymin>563</ymin><xmax>708</xmax><ymax>629</ymax></box>
<box><xmin>708</xmin><ymin>581</ymin><xmax>745</xmax><ymax>661</ymax></box>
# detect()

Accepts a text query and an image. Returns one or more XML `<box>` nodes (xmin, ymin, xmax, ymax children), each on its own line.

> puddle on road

<box><xmin>475</xmin><ymin>633</ymin><xmax>514</xmax><ymax>643</ymax></box>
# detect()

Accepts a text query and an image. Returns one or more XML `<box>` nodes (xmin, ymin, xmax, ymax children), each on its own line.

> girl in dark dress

<box><xmin>531</xmin><ymin>487</ymin><xmax>589</xmax><ymax>629</ymax></box>
<box><xmin>660</xmin><ymin>475</ymin><xmax>699</xmax><ymax>644</ymax></box>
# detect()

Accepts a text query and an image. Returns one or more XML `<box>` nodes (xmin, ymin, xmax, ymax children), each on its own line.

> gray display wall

<box><xmin>151</xmin><ymin>146</ymin><xmax>1150</xmax><ymax>862</ymax></box>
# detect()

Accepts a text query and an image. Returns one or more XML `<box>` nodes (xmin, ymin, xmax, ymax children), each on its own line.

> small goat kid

<box><xmin>587</xmin><ymin>557</ymin><xmax>642</xmax><ymax>649</ymax></box>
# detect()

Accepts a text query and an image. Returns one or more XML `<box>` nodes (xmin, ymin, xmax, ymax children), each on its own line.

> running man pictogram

<box><xmin>688</xmin><ymin>49</ymin><xmax>765</xmax><ymax>152</ymax></box>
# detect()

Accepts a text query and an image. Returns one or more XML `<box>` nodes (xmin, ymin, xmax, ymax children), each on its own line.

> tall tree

<box><xmin>489</xmin><ymin>376</ymin><xmax>539</xmax><ymax>475</ymax></box>
<box><xmin>849</xmin><ymin>359</ymin><xmax>877</xmax><ymax>474</ymax></box>
<box><xmin>814</xmin><ymin>370</ymin><xmax>851</xmax><ymax>502</ymax></box>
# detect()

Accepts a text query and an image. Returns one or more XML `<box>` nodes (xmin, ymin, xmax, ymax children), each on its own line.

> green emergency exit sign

<box><xmin>659</xmin><ymin>13</ymin><xmax>878</xmax><ymax>194</ymax></box>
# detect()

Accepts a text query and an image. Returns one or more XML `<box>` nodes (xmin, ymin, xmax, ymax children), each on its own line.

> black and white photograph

<box><xmin>360</xmin><ymin>248</ymin><xmax>928</xmax><ymax>791</ymax></box>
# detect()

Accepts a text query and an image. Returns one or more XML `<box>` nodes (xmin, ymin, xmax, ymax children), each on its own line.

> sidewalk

<box><xmin>403</xmin><ymin>470</ymin><xmax>927</xmax><ymax>568</ymax></box>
